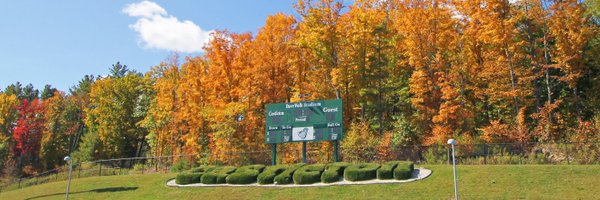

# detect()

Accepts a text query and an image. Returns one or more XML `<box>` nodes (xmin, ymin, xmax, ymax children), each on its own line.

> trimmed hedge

<box><xmin>257</xmin><ymin>165</ymin><xmax>288</xmax><ymax>184</ymax></box>
<box><xmin>175</xmin><ymin>173</ymin><xmax>203</xmax><ymax>185</ymax></box>
<box><xmin>344</xmin><ymin>163</ymin><xmax>381</xmax><ymax>181</ymax></box>
<box><xmin>321</xmin><ymin>162</ymin><xmax>351</xmax><ymax>183</ymax></box>
<box><xmin>273</xmin><ymin>163</ymin><xmax>305</xmax><ymax>184</ymax></box>
<box><xmin>293</xmin><ymin>164</ymin><xmax>326</xmax><ymax>185</ymax></box>
<box><xmin>201</xmin><ymin>166</ymin><xmax>237</xmax><ymax>184</ymax></box>
<box><xmin>393</xmin><ymin>161</ymin><xmax>414</xmax><ymax>180</ymax></box>
<box><xmin>189</xmin><ymin>165</ymin><xmax>217</xmax><ymax>173</ymax></box>
<box><xmin>176</xmin><ymin>160</ymin><xmax>414</xmax><ymax>185</ymax></box>
<box><xmin>226</xmin><ymin>164</ymin><xmax>266</xmax><ymax>184</ymax></box>
<box><xmin>377</xmin><ymin>161</ymin><xmax>401</xmax><ymax>180</ymax></box>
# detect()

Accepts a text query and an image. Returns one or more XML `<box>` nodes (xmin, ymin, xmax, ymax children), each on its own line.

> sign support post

<box><xmin>302</xmin><ymin>141</ymin><xmax>307</xmax><ymax>163</ymax></box>
<box><xmin>334</xmin><ymin>140</ymin><xmax>339</xmax><ymax>162</ymax></box>
<box><xmin>272</xmin><ymin>144</ymin><xmax>277</xmax><ymax>165</ymax></box>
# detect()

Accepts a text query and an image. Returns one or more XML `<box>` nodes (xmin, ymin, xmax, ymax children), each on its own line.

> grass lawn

<box><xmin>1</xmin><ymin>165</ymin><xmax>598</xmax><ymax>200</ymax></box>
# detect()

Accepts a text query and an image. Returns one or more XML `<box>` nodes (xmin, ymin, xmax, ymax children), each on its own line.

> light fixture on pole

<box><xmin>447</xmin><ymin>138</ymin><xmax>459</xmax><ymax>200</ymax></box>
<box><xmin>64</xmin><ymin>156</ymin><xmax>73</xmax><ymax>200</ymax></box>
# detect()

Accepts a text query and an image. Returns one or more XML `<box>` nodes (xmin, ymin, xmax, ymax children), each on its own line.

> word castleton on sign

<box><xmin>266</xmin><ymin>99</ymin><xmax>343</xmax><ymax>144</ymax></box>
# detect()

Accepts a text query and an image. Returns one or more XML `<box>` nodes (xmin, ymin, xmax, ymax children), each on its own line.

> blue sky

<box><xmin>0</xmin><ymin>0</ymin><xmax>297</xmax><ymax>91</ymax></box>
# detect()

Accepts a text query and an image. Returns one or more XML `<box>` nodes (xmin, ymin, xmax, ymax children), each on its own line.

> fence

<box><xmin>392</xmin><ymin>142</ymin><xmax>600</xmax><ymax>165</ymax></box>
<box><xmin>339</xmin><ymin>142</ymin><xmax>600</xmax><ymax>165</ymax></box>
<box><xmin>1</xmin><ymin>142</ymin><xmax>598</xmax><ymax>192</ymax></box>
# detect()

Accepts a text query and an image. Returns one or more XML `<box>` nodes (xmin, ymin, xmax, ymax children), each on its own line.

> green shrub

<box><xmin>130</xmin><ymin>163</ymin><xmax>147</xmax><ymax>174</ymax></box>
<box><xmin>393</xmin><ymin>161</ymin><xmax>414</xmax><ymax>180</ymax></box>
<box><xmin>344</xmin><ymin>163</ymin><xmax>380</xmax><ymax>181</ymax></box>
<box><xmin>201</xmin><ymin>166</ymin><xmax>237</xmax><ymax>184</ymax></box>
<box><xmin>321</xmin><ymin>162</ymin><xmax>351</xmax><ymax>183</ymax></box>
<box><xmin>189</xmin><ymin>165</ymin><xmax>217</xmax><ymax>173</ymax></box>
<box><xmin>423</xmin><ymin>145</ymin><xmax>448</xmax><ymax>164</ymax></box>
<box><xmin>377</xmin><ymin>161</ymin><xmax>400</xmax><ymax>180</ymax></box>
<box><xmin>239</xmin><ymin>164</ymin><xmax>266</xmax><ymax>172</ymax></box>
<box><xmin>226</xmin><ymin>164</ymin><xmax>266</xmax><ymax>184</ymax></box>
<box><xmin>226</xmin><ymin>171</ymin><xmax>256</xmax><ymax>184</ymax></box>
<box><xmin>293</xmin><ymin>164</ymin><xmax>326</xmax><ymax>185</ymax></box>
<box><xmin>257</xmin><ymin>165</ymin><xmax>288</xmax><ymax>184</ymax></box>
<box><xmin>171</xmin><ymin>159</ymin><xmax>192</xmax><ymax>173</ymax></box>
<box><xmin>176</xmin><ymin>173</ymin><xmax>203</xmax><ymax>185</ymax></box>
<box><xmin>274</xmin><ymin>163</ymin><xmax>305</xmax><ymax>184</ymax></box>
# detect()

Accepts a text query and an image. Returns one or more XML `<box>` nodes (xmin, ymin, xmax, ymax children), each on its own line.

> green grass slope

<box><xmin>1</xmin><ymin>165</ymin><xmax>599</xmax><ymax>200</ymax></box>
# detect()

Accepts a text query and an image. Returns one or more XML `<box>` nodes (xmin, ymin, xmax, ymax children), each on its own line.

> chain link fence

<box><xmin>338</xmin><ymin>142</ymin><xmax>599</xmax><ymax>165</ymax></box>
<box><xmin>1</xmin><ymin>142</ymin><xmax>598</xmax><ymax>192</ymax></box>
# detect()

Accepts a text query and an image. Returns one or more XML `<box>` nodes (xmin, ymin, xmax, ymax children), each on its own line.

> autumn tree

<box><xmin>338</xmin><ymin>0</ymin><xmax>397</xmax><ymax>133</ymax></box>
<box><xmin>245</xmin><ymin>13</ymin><xmax>300</xmax><ymax>161</ymax></box>
<box><xmin>39</xmin><ymin>91</ymin><xmax>70</xmax><ymax>170</ymax></box>
<box><xmin>549</xmin><ymin>0</ymin><xmax>595</xmax><ymax>121</ymax></box>
<box><xmin>66</xmin><ymin>76</ymin><xmax>95</xmax><ymax>151</ymax></box>
<box><xmin>0</xmin><ymin>93</ymin><xmax>19</xmax><ymax>172</ymax></box>
<box><xmin>392</xmin><ymin>0</ymin><xmax>465</xmax><ymax>144</ymax></box>
<box><xmin>341</xmin><ymin>120</ymin><xmax>379</xmax><ymax>162</ymax></box>
<box><xmin>142</xmin><ymin>56</ymin><xmax>186</xmax><ymax>161</ymax></box>
<box><xmin>67</xmin><ymin>75</ymin><xmax>96</xmax><ymax>161</ymax></box>
<box><xmin>13</xmin><ymin>98</ymin><xmax>45</xmax><ymax>175</ymax></box>
<box><xmin>85</xmin><ymin>66</ymin><xmax>149</xmax><ymax>159</ymax></box>
<box><xmin>294</xmin><ymin>0</ymin><xmax>344</xmax><ymax>100</ymax></box>
<box><xmin>202</xmin><ymin>30</ymin><xmax>253</xmax><ymax>164</ymax></box>
<box><xmin>176</xmin><ymin>57</ymin><xmax>211</xmax><ymax>158</ymax></box>
<box><xmin>294</xmin><ymin>0</ymin><xmax>346</xmax><ymax>162</ymax></box>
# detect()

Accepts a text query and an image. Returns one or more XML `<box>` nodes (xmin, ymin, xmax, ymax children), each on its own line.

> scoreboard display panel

<box><xmin>266</xmin><ymin>99</ymin><xmax>343</xmax><ymax>144</ymax></box>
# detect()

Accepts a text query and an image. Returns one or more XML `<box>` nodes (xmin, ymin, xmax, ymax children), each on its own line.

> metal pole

<box><xmin>302</xmin><ymin>142</ymin><xmax>307</xmax><ymax>163</ymax></box>
<box><xmin>452</xmin><ymin>144</ymin><xmax>459</xmax><ymax>200</ymax></box>
<box><xmin>66</xmin><ymin>160</ymin><xmax>73</xmax><ymax>200</ymax></box>
<box><xmin>272</xmin><ymin>144</ymin><xmax>277</xmax><ymax>165</ymax></box>
<box><xmin>141</xmin><ymin>159</ymin><xmax>145</xmax><ymax>174</ymax></box>
<box><xmin>448</xmin><ymin>139</ymin><xmax>459</xmax><ymax>200</ymax></box>
<box><xmin>64</xmin><ymin>156</ymin><xmax>73</xmax><ymax>200</ymax></box>
<box><xmin>564</xmin><ymin>143</ymin><xmax>570</xmax><ymax>164</ymax></box>
<box><xmin>334</xmin><ymin>140</ymin><xmax>339</xmax><ymax>162</ymax></box>
<box><xmin>483</xmin><ymin>143</ymin><xmax>487</xmax><ymax>165</ymax></box>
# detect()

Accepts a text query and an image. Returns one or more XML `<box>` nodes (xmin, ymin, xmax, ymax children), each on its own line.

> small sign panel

<box><xmin>292</xmin><ymin>127</ymin><xmax>315</xmax><ymax>141</ymax></box>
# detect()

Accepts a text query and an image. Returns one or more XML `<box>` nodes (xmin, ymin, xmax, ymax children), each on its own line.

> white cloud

<box><xmin>123</xmin><ymin>1</ymin><xmax>214</xmax><ymax>53</ymax></box>
<box><xmin>122</xmin><ymin>1</ymin><xmax>166</xmax><ymax>18</ymax></box>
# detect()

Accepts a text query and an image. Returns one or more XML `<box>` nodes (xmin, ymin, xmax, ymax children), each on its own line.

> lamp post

<box><xmin>447</xmin><ymin>139</ymin><xmax>459</xmax><ymax>200</ymax></box>
<box><xmin>64</xmin><ymin>156</ymin><xmax>73</xmax><ymax>200</ymax></box>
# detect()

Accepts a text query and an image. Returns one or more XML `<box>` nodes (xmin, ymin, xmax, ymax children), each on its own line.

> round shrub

<box><xmin>393</xmin><ymin>161</ymin><xmax>414</xmax><ymax>180</ymax></box>
<box><xmin>257</xmin><ymin>165</ymin><xmax>288</xmax><ymax>184</ymax></box>
<box><xmin>226</xmin><ymin>170</ymin><xmax>258</xmax><ymax>184</ymax></box>
<box><xmin>293</xmin><ymin>164</ymin><xmax>326</xmax><ymax>185</ymax></box>
<box><xmin>226</xmin><ymin>164</ymin><xmax>266</xmax><ymax>184</ymax></box>
<box><xmin>344</xmin><ymin>163</ymin><xmax>380</xmax><ymax>181</ymax></box>
<box><xmin>377</xmin><ymin>161</ymin><xmax>401</xmax><ymax>180</ymax></box>
<box><xmin>200</xmin><ymin>166</ymin><xmax>237</xmax><ymax>184</ymax></box>
<box><xmin>189</xmin><ymin>165</ymin><xmax>217</xmax><ymax>173</ymax></box>
<box><xmin>321</xmin><ymin>162</ymin><xmax>351</xmax><ymax>183</ymax></box>
<box><xmin>176</xmin><ymin>173</ymin><xmax>203</xmax><ymax>185</ymax></box>
<box><xmin>274</xmin><ymin>163</ymin><xmax>305</xmax><ymax>185</ymax></box>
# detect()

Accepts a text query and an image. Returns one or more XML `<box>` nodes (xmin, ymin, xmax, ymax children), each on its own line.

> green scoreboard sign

<box><xmin>266</xmin><ymin>99</ymin><xmax>343</xmax><ymax>144</ymax></box>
